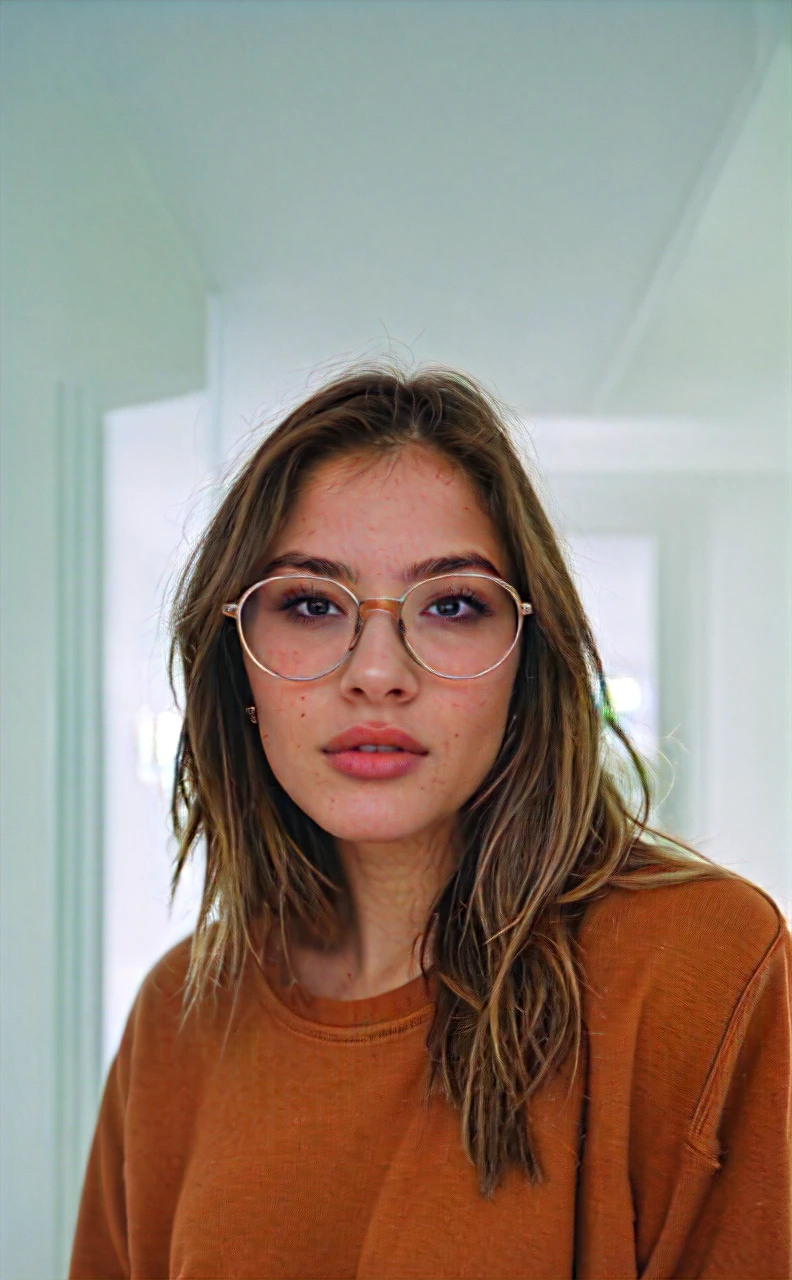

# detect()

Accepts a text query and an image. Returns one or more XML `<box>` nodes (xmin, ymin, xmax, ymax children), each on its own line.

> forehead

<box><xmin>270</xmin><ymin>447</ymin><xmax>507</xmax><ymax>576</ymax></box>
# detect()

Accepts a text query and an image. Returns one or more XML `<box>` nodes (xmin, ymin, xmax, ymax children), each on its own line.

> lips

<box><xmin>323</xmin><ymin>724</ymin><xmax>428</xmax><ymax>754</ymax></box>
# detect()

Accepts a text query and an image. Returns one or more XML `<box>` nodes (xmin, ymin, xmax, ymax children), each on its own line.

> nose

<box><xmin>338</xmin><ymin>603</ymin><xmax>420</xmax><ymax>699</ymax></box>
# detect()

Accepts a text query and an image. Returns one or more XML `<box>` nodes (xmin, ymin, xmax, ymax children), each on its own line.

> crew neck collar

<box><xmin>265</xmin><ymin>960</ymin><xmax>436</xmax><ymax>1028</ymax></box>
<box><xmin>247</xmin><ymin>916</ymin><xmax>436</xmax><ymax>1041</ymax></box>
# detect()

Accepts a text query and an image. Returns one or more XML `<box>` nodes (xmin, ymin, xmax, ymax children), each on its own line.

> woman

<box><xmin>70</xmin><ymin>366</ymin><xmax>790</xmax><ymax>1279</ymax></box>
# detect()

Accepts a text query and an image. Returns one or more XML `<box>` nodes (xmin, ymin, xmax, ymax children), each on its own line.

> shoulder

<box><xmin>122</xmin><ymin>924</ymin><xmax>248</xmax><ymax>1062</ymax></box>
<box><xmin>133</xmin><ymin>932</ymin><xmax>195</xmax><ymax>1021</ymax></box>
<box><xmin>576</xmin><ymin>869</ymin><xmax>788</xmax><ymax>1099</ymax></box>
<box><xmin>575</xmin><ymin>868</ymin><xmax>790</xmax><ymax>1150</ymax></box>
<box><xmin>577</xmin><ymin>868</ymin><xmax>785</xmax><ymax>1001</ymax></box>
<box><xmin>113</xmin><ymin>934</ymin><xmax>196</xmax><ymax>1071</ymax></box>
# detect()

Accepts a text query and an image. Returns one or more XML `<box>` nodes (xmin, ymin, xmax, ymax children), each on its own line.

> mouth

<box><xmin>321</xmin><ymin>724</ymin><xmax>428</xmax><ymax>777</ymax></box>
<box><xmin>322</xmin><ymin>724</ymin><xmax>428</xmax><ymax>755</ymax></box>
<box><xmin>322</xmin><ymin>746</ymin><xmax>426</xmax><ymax>779</ymax></box>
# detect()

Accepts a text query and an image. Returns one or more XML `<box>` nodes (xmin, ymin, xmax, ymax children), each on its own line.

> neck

<box><xmin>286</xmin><ymin>821</ymin><xmax>457</xmax><ymax>1000</ymax></box>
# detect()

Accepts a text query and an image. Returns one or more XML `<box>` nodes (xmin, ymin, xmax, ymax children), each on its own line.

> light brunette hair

<box><xmin>168</xmin><ymin>363</ymin><xmax>731</xmax><ymax>1197</ymax></box>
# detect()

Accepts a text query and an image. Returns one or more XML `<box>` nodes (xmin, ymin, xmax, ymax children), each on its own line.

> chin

<box><xmin>315</xmin><ymin>815</ymin><xmax>431</xmax><ymax>845</ymax></box>
<box><xmin>305</xmin><ymin>797</ymin><xmax>447</xmax><ymax>845</ymax></box>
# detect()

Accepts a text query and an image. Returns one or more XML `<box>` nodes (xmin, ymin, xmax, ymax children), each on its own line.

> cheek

<box><xmin>438</xmin><ymin>678</ymin><xmax>515</xmax><ymax>768</ymax></box>
<box><xmin>252</xmin><ymin>693</ymin><xmax>330</xmax><ymax>810</ymax></box>
<box><xmin>456</xmin><ymin>656</ymin><xmax>517</xmax><ymax>723</ymax></box>
<box><xmin>256</xmin><ymin>686</ymin><xmax>315</xmax><ymax>743</ymax></box>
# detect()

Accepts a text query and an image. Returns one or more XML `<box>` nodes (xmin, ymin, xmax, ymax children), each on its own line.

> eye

<box><xmin>282</xmin><ymin>590</ymin><xmax>344</xmax><ymax>619</ymax></box>
<box><xmin>424</xmin><ymin>589</ymin><xmax>490</xmax><ymax>620</ymax></box>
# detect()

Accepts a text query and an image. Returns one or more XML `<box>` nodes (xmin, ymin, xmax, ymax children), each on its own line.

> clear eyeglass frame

<box><xmin>221</xmin><ymin>572</ymin><xmax>534</xmax><ymax>682</ymax></box>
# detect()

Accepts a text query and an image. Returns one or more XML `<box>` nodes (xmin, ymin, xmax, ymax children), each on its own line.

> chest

<box><xmin>131</xmin><ymin>1034</ymin><xmax>598</xmax><ymax>1279</ymax></box>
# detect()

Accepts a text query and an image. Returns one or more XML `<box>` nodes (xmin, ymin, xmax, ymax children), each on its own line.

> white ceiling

<box><xmin>6</xmin><ymin>0</ymin><xmax>791</xmax><ymax>421</ymax></box>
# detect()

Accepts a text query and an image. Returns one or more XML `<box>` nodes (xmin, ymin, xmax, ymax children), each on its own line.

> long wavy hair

<box><xmin>168</xmin><ymin>362</ymin><xmax>732</xmax><ymax>1198</ymax></box>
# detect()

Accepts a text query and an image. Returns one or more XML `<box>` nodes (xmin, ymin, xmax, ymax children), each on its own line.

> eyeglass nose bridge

<box><xmin>351</xmin><ymin>597</ymin><xmax>404</xmax><ymax>648</ymax></box>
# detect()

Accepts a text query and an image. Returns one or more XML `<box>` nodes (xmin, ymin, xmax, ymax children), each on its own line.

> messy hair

<box><xmin>168</xmin><ymin>363</ymin><xmax>731</xmax><ymax>1197</ymax></box>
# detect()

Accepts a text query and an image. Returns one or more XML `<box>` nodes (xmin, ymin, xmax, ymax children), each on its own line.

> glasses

<box><xmin>222</xmin><ymin>572</ymin><xmax>533</xmax><ymax>681</ymax></box>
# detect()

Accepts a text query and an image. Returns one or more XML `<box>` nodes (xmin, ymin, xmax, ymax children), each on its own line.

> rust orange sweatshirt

<box><xmin>69</xmin><ymin>874</ymin><xmax>791</xmax><ymax>1279</ymax></box>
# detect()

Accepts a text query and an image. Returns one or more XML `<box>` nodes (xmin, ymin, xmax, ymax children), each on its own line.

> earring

<box><xmin>245</xmin><ymin>705</ymin><xmax>258</xmax><ymax>725</ymax></box>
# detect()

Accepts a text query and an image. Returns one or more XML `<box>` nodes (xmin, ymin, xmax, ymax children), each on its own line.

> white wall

<box><xmin>704</xmin><ymin>474</ymin><xmax>791</xmax><ymax>909</ymax></box>
<box><xmin>103</xmin><ymin>394</ymin><xmax>212</xmax><ymax>1073</ymax></box>
<box><xmin>0</xmin><ymin>20</ymin><xmax>207</xmax><ymax>1279</ymax></box>
<box><xmin>541</xmin><ymin>462</ymin><xmax>791</xmax><ymax>916</ymax></box>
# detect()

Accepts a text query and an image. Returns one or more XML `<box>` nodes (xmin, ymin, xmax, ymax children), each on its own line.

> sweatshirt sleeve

<box><xmin>68</xmin><ymin>1006</ymin><xmax>134</xmax><ymax>1279</ymax></box>
<box><xmin>675</xmin><ymin>920</ymin><xmax>792</xmax><ymax>1279</ymax></box>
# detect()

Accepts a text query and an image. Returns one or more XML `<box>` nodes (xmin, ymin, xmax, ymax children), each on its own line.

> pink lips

<box><xmin>323</xmin><ymin>724</ymin><xmax>428</xmax><ymax>753</ymax></box>
<box><xmin>322</xmin><ymin>723</ymin><xmax>428</xmax><ymax>780</ymax></box>
<box><xmin>324</xmin><ymin>750</ymin><xmax>425</xmax><ymax>780</ymax></box>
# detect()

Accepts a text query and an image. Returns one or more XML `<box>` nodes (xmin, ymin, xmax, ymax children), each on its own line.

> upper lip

<box><xmin>323</xmin><ymin>724</ymin><xmax>429</xmax><ymax>754</ymax></box>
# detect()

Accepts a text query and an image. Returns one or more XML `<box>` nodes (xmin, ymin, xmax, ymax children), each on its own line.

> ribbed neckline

<box><xmin>265</xmin><ymin>960</ymin><xmax>435</xmax><ymax>1027</ymax></box>
<box><xmin>245</xmin><ymin>913</ymin><xmax>436</xmax><ymax>1041</ymax></box>
<box><xmin>248</xmin><ymin>945</ymin><xmax>434</xmax><ymax>1043</ymax></box>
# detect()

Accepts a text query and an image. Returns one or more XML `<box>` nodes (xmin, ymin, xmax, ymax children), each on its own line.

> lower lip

<box><xmin>323</xmin><ymin>749</ymin><xmax>426</xmax><ymax>779</ymax></box>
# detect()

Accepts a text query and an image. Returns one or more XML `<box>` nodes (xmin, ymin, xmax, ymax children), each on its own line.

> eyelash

<box><xmin>279</xmin><ymin>589</ymin><xmax>347</xmax><ymax>621</ymax></box>
<box><xmin>428</xmin><ymin>589</ymin><xmax>491</xmax><ymax>618</ymax></box>
<box><xmin>278</xmin><ymin>587</ymin><xmax>492</xmax><ymax>621</ymax></box>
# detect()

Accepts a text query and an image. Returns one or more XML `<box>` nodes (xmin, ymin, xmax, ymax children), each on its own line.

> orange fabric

<box><xmin>69</xmin><ymin>875</ymin><xmax>792</xmax><ymax>1279</ymax></box>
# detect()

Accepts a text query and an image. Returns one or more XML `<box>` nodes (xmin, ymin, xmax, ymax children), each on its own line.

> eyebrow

<box><xmin>258</xmin><ymin>550</ymin><xmax>505</xmax><ymax>585</ymax></box>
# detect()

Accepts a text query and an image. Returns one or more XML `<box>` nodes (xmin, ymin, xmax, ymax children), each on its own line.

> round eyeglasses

<box><xmin>222</xmin><ymin>572</ymin><xmax>533</xmax><ymax>681</ymax></box>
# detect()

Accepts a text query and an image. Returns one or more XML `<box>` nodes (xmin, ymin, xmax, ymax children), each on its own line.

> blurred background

<box><xmin>1</xmin><ymin>1</ymin><xmax>790</xmax><ymax>1274</ymax></box>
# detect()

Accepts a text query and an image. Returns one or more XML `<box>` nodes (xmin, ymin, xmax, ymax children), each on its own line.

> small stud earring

<box><xmin>245</xmin><ymin>706</ymin><xmax>258</xmax><ymax>725</ymax></box>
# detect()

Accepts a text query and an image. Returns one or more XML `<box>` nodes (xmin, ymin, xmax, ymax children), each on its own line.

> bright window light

<box><xmin>606</xmin><ymin>675</ymin><xmax>643</xmax><ymax>714</ymax></box>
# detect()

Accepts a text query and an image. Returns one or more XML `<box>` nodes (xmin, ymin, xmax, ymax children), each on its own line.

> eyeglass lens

<box><xmin>239</xmin><ymin>574</ymin><xmax>519</xmax><ymax>679</ymax></box>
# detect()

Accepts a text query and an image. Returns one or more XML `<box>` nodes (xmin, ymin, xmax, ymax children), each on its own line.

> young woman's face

<box><xmin>242</xmin><ymin>446</ymin><xmax>521</xmax><ymax>848</ymax></box>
